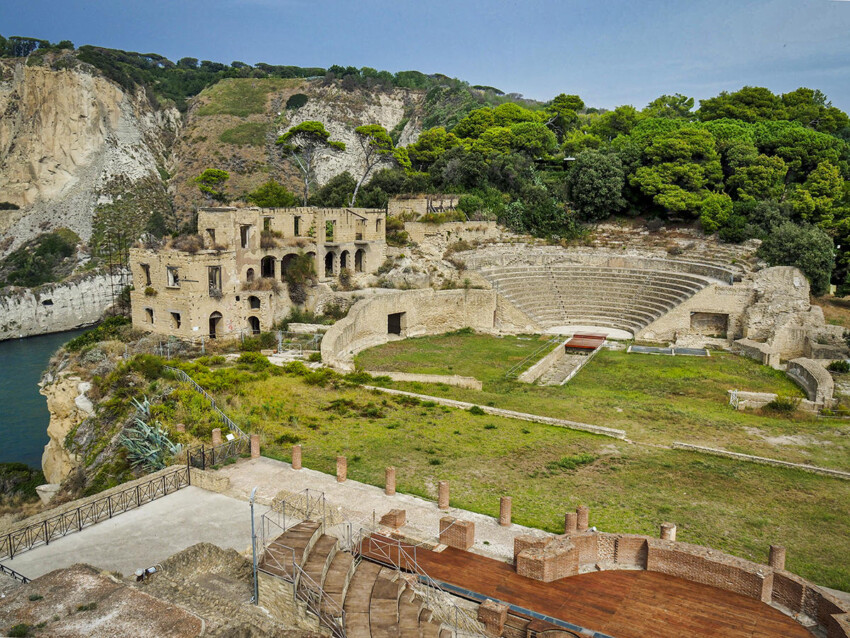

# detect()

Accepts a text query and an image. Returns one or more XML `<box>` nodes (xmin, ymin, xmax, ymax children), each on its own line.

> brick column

<box><xmin>768</xmin><ymin>545</ymin><xmax>786</xmax><ymax>570</ymax></box>
<box><xmin>660</xmin><ymin>522</ymin><xmax>677</xmax><ymax>541</ymax></box>
<box><xmin>499</xmin><ymin>496</ymin><xmax>512</xmax><ymax>527</ymax></box>
<box><xmin>478</xmin><ymin>599</ymin><xmax>508</xmax><ymax>637</ymax></box>
<box><xmin>564</xmin><ymin>512</ymin><xmax>578</xmax><ymax>534</ymax></box>
<box><xmin>385</xmin><ymin>466</ymin><xmax>396</xmax><ymax>496</ymax></box>
<box><xmin>336</xmin><ymin>456</ymin><xmax>347</xmax><ymax>482</ymax></box>
<box><xmin>212</xmin><ymin>428</ymin><xmax>222</xmax><ymax>446</ymax></box>
<box><xmin>291</xmin><ymin>445</ymin><xmax>302</xmax><ymax>470</ymax></box>
<box><xmin>576</xmin><ymin>505</ymin><xmax>589</xmax><ymax>532</ymax></box>
<box><xmin>438</xmin><ymin>481</ymin><xmax>450</xmax><ymax>510</ymax></box>
<box><xmin>250</xmin><ymin>434</ymin><xmax>260</xmax><ymax>458</ymax></box>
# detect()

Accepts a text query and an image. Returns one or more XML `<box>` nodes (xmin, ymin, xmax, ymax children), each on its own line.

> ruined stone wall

<box><xmin>786</xmin><ymin>357</ymin><xmax>836</xmax><ymax>406</ymax></box>
<box><xmin>387</xmin><ymin>194</ymin><xmax>460</xmax><ymax>217</ymax></box>
<box><xmin>404</xmin><ymin>221</ymin><xmax>501</xmax><ymax>246</ymax></box>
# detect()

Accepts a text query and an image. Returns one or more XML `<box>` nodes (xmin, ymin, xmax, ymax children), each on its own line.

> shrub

<box><xmin>828</xmin><ymin>360</ymin><xmax>850</xmax><ymax>373</ymax></box>
<box><xmin>764</xmin><ymin>395</ymin><xmax>799</xmax><ymax>414</ymax></box>
<box><xmin>308</xmin><ymin>352</ymin><xmax>322</xmax><ymax>362</ymax></box>
<box><xmin>144</xmin><ymin>286</ymin><xmax>157</xmax><ymax>296</ymax></box>
<box><xmin>8</xmin><ymin>624</ymin><xmax>31</xmax><ymax>637</ymax></box>
<box><xmin>275</xmin><ymin>431</ymin><xmax>301</xmax><ymax>445</ymax></box>
<box><xmin>65</xmin><ymin>316</ymin><xmax>131</xmax><ymax>351</ymax></box>
<box><xmin>170</xmin><ymin>234</ymin><xmax>204</xmax><ymax>253</ymax></box>
<box><xmin>468</xmin><ymin>405</ymin><xmax>485</xmax><ymax>416</ymax></box>
<box><xmin>286</xmin><ymin>93</ymin><xmax>308</xmax><ymax>109</ymax></box>
<box><xmin>545</xmin><ymin>453</ymin><xmax>597</xmax><ymax>472</ymax></box>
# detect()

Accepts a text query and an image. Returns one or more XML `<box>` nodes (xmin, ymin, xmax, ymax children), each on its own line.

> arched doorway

<box><xmin>340</xmin><ymin>250</ymin><xmax>350</xmax><ymax>271</ymax></box>
<box><xmin>324</xmin><ymin>251</ymin><xmax>335</xmax><ymax>277</ymax></box>
<box><xmin>248</xmin><ymin>316</ymin><xmax>260</xmax><ymax>335</ymax></box>
<box><xmin>209</xmin><ymin>311</ymin><xmax>223</xmax><ymax>339</ymax></box>
<box><xmin>261</xmin><ymin>256</ymin><xmax>275</xmax><ymax>278</ymax></box>
<box><xmin>248</xmin><ymin>295</ymin><xmax>261</xmax><ymax>309</ymax></box>
<box><xmin>246</xmin><ymin>268</ymin><xmax>255</xmax><ymax>283</ymax></box>
<box><xmin>280</xmin><ymin>254</ymin><xmax>297</xmax><ymax>281</ymax></box>
<box><xmin>354</xmin><ymin>249</ymin><xmax>365</xmax><ymax>273</ymax></box>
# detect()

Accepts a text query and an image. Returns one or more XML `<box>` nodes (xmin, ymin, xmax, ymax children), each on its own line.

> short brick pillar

<box><xmin>336</xmin><ymin>456</ymin><xmax>347</xmax><ymax>482</ymax></box>
<box><xmin>513</xmin><ymin>535</ymin><xmax>550</xmax><ymax>564</ymax></box>
<box><xmin>499</xmin><ymin>496</ymin><xmax>512</xmax><ymax>527</ymax></box>
<box><xmin>211</xmin><ymin>428</ymin><xmax>222</xmax><ymax>446</ymax></box>
<box><xmin>576</xmin><ymin>505</ymin><xmax>590</xmax><ymax>532</ymax></box>
<box><xmin>250</xmin><ymin>434</ymin><xmax>260</xmax><ymax>458</ymax></box>
<box><xmin>478</xmin><ymin>599</ymin><xmax>508</xmax><ymax>637</ymax></box>
<box><xmin>385</xmin><ymin>466</ymin><xmax>396</xmax><ymax>496</ymax></box>
<box><xmin>291</xmin><ymin>445</ymin><xmax>302</xmax><ymax>470</ymax></box>
<box><xmin>768</xmin><ymin>544</ymin><xmax>786</xmax><ymax>570</ymax></box>
<box><xmin>660</xmin><ymin>522</ymin><xmax>677</xmax><ymax>541</ymax></box>
<box><xmin>515</xmin><ymin>538</ymin><xmax>578</xmax><ymax>582</ymax></box>
<box><xmin>438</xmin><ymin>480</ymin><xmax>450</xmax><ymax>510</ymax></box>
<box><xmin>439</xmin><ymin>516</ymin><xmax>474</xmax><ymax>550</ymax></box>
<box><xmin>380</xmin><ymin>509</ymin><xmax>406</xmax><ymax>528</ymax></box>
<box><xmin>175</xmin><ymin>423</ymin><xmax>186</xmax><ymax>433</ymax></box>
<box><xmin>564</xmin><ymin>512</ymin><xmax>578</xmax><ymax>534</ymax></box>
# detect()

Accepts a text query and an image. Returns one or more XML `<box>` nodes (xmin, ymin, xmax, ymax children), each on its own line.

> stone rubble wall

<box><xmin>404</xmin><ymin>221</ymin><xmax>502</xmax><ymax>246</ymax></box>
<box><xmin>365</xmin><ymin>371</ymin><xmax>482</xmax><ymax>390</ymax></box>
<box><xmin>787</xmin><ymin>357</ymin><xmax>836</xmax><ymax>406</ymax></box>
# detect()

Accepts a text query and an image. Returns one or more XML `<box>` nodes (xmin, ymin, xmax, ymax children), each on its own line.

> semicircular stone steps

<box><xmin>479</xmin><ymin>265</ymin><xmax>714</xmax><ymax>334</ymax></box>
<box><xmin>260</xmin><ymin>520</ymin><xmax>452</xmax><ymax>638</ymax></box>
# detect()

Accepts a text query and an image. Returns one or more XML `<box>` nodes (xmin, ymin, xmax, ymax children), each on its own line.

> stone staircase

<box><xmin>537</xmin><ymin>353</ymin><xmax>587</xmax><ymax>386</ymax></box>
<box><xmin>260</xmin><ymin>520</ymin><xmax>454</xmax><ymax>637</ymax></box>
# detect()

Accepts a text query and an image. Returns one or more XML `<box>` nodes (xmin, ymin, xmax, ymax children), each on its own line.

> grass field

<box><xmin>189</xmin><ymin>363</ymin><xmax>850</xmax><ymax>591</ymax></box>
<box><xmin>355</xmin><ymin>333</ymin><xmax>850</xmax><ymax>471</ymax></box>
<box><xmin>197</xmin><ymin>78</ymin><xmax>303</xmax><ymax>117</ymax></box>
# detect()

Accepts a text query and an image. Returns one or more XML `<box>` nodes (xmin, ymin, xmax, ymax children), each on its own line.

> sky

<box><xmin>2</xmin><ymin>0</ymin><xmax>850</xmax><ymax>112</ymax></box>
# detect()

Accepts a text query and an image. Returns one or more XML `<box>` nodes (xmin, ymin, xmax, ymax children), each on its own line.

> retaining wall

<box><xmin>365</xmin><ymin>371</ymin><xmax>482</xmax><ymax>390</ymax></box>
<box><xmin>787</xmin><ymin>357</ymin><xmax>835</xmax><ymax>406</ymax></box>
<box><xmin>518</xmin><ymin>340</ymin><xmax>566</xmax><ymax>383</ymax></box>
<box><xmin>404</xmin><ymin>221</ymin><xmax>501</xmax><ymax>245</ymax></box>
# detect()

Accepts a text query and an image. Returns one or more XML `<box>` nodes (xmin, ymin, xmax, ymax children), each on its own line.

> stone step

<box><xmin>300</xmin><ymin>533</ymin><xmax>338</xmax><ymax>592</ymax></box>
<box><xmin>343</xmin><ymin>560</ymin><xmax>383</xmax><ymax>616</ymax></box>
<box><xmin>322</xmin><ymin>551</ymin><xmax>355</xmax><ymax>615</ymax></box>
<box><xmin>260</xmin><ymin>519</ymin><xmax>322</xmax><ymax>580</ymax></box>
<box><xmin>370</xmin><ymin>568</ymin><xmax>405</xmax><ymax>638</ymax></box>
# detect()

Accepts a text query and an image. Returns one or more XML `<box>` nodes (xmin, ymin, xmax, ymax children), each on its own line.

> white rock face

<box><xmin>0</xmin><ymin>60</ymin><xmax>179</xmax><ymax>257</ymax></box>
<box><xmin>0</xmin><ymin>272</ymin><xmax>128</xmax><ymax>340</ymax></box>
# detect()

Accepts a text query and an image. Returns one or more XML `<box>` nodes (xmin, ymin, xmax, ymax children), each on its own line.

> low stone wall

<box><xmin>365</xmin><ymin>371</ymin><xmax>482</xmax><ymax>390</ymax></box>
<box><xmin>729</xmin><ymin>390</ymin><xmax>820</xmax><ymax>414</ymax></box>
<box><xmin>733</xmin><ymin>337</ymin><xmax>780</xmax><ymax>368</ymax></box>
<box><xmin>518</xmin><ymin>340</ymin><xmax>566</xmax><ymax>383</ymax></box>
<box><xmin>404</xmin><ymin>221</ymin><xmax>501</xmax><ymax>245</ymax></box>
<box><xmin>671</xmin><ymin>442</ymin><xmax>850</xmax><ymax>480</ymax></box>
<box><xmin>787</xmin><ymin>357</ymin><xmax>835</xmax><ymax>406</ymax></box>
<box><xmin>188</xmin><ymin>468</ymin><xmax>231</xmax><ymax>493</ymax></box>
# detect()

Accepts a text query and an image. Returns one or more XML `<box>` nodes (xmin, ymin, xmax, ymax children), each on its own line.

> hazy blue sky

<box><xmin>3</xmin><ymin>0</ymin><xmax>850</xmax><ymax>111</ymax></box>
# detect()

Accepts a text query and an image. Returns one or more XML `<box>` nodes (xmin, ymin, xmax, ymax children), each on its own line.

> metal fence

<box><xmin>0</xmin><ymin>562</ymin><xmax>31</xmax><ymax>584</ymax></box>
<box><xmin>187</xmin><ymin>437</ymin><xmax>249</xmax><ymax>470</ymax></box>
<box><xmin>0</xmin><ymin>466</ymin><xmax>189</xmax><ymax>561</ymax></box>
<box><xmin>164</xmin><ymin>366</ymin><xmax>249</xmax><ymax>440</ymax></box>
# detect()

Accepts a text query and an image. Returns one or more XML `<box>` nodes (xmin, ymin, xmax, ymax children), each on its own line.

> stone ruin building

<box><xmin>129</xmin><ymin>206</ymin><xmax>386</xmax><ymax>340</ymax></box>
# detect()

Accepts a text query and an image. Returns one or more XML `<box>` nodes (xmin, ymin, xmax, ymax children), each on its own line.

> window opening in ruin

<box><xmin>42</xmin><ymin>299</ymin><xmax>53</xmax><ymax>306</ymax></box>
<box><xmin>261</xmin><ymin>256</ymin><xmax>275</xmax><ymax>278</ymax></box>
<box><xmin>240</xmin><ymin>225</ymin><xmax>252</xmax><ymax>249</ymax></box>
<box><xmin>294</xmin><ymin>216</ymin><xmax>301</xmax><ymax>236</ymax></box>
<box><xmin>324</xmin><ymin>252</ymin><xmax>335</xmax><ymax>277</ymax></box>
<box><xmin>340</xmin><ymin>250</ymin><xmax>349</xmax><ymax>270</ymax></box>
<box><xmin>248</xmin><ymin>316</ymin><xmax>261</xmax><ymax>335</ymax></box>
<box><xmin>690</xmin><ymin>312</ymin><xmax>729</xmax><ymax>338</ymax></box>
<box><xmin>209</xmin><ymin>311</ymin><xmax>222</xmax><ymax>339</ymax></box>
<box><xmin>166</xmin><ymin>266</ymin><xmax>180</xmax><ymax>287</ymax></box>
<box><xmin>325</xmin><ymin>220</ymin><xmax>335</xmax><ymax>242</ymax></box>
<box><xmin>356</xmin><ymin>219</ymin><xmax>365</xmax><ymax>241</ymax></box>
<box><xmin>355</xmin><ymin>249</ymin><xmax>364</xmax><ymax>273</ymax></box>
<box><xmin>141</xmin><ymin>264</ymin><xmax>151</xmax><ymax>286</ymax></box>
<box><xmin>208</xmin><ymin>266</ymin><xmax>222</xmax><ymax>297</ymax></box>
<box><xmin>263</xmin><ymin>217</ymin><xmax>272</xmax><ymax>232</ymax></box>
<box><xmin>206</xmin><ymin>228</ymin><xmax>216</xmax><ymax>245</ymax></box>
<box><xmin>387</xmin><ymin>312</ymin><xmax>405</xmax><ymax>335</ymax></box>
<box><xmin>246</xmin><ymin>268</ymin><xmax>255</xmax><ymax>283</ymax></box>
<box><xmin>376</xmin><ymin>218</ymin><xmax>381</xmax><ymax>233</ymax></box>
<box><xmin>145</xmin><ymin>307</ymin><xmax>154</xmax><ymax>323</ymax></box>
<box><xmin>171</xmin><ymin>312</ymin><xmax>181</xmax><ymax>329</ymax></box>
<box><xmin>249</xmin><ymin>295</ymin><xmax>261</xmax><ymax>309</ymax></box>
<box><xmin>280</xmin><ymin>254</ymin><xmax>296</xmax><ymax>281</ymax></box>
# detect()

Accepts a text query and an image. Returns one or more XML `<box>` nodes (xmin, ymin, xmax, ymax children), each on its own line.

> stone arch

<box><xmin>280</xmin><ymin>253</ymin><xmax>297</xmax><ymax>281</ymax></box>
<box><xmin>209</xmin><ymin>311</ymin><xmax>223</xmax><ymax>339</ymax></box>
<box><xmin>246</xmin><ymin>268</ymin><xmax>255</xmax><ymax>283</ymax></box>
<box><xmin>324</xmin><ymin>251</ymin><xmax>335</xmax><ymax>277</ymax></box>
<box><xmin>248</xmin><ymin>316</ymin><xmax>261</xmax><ymax>335</ymax></box>
<box><xmin>340</xmin><ymin>250</ymin><xmax>350</xmax><ymax>271</ymax></box>
<box><xmin>261</xmin><ymin>256</ymin><xmax>276</xmax><ymax>278</ymax></box>
<box><xmin>355</xmin><ymin>249</ymin><xmax>365</xmax><ymax>273</ymax></box>
<box><xmin>248</xmin><ymin>295</ymin><xmax>261</xmax><ymax>310</ymax></box>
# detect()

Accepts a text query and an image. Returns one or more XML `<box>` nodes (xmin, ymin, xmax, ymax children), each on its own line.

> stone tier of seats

<box><xmin>260</xmin><ymin>520</ymin><xmax>451</xmax><ymax>637</ymax></box>
<box><xmin>482</xmin><ymin>265</ymin><xmax>711</xmax><ymax>335</ymax></box>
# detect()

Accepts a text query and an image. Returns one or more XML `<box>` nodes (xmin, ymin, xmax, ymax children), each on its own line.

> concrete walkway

<box><xmin>4</xmin><ymin>487</ymin><xmax>267</xmax><ymax>579</ymax></box>
<box><xmin>218</xmin><ymin>456</ymin><xmax>550</xmax><ymax>563</ymax></box>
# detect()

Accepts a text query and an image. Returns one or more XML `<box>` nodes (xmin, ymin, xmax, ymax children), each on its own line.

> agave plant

<box><xmin>121</xmin><ymin>396</ymin><xmax>182</xmax><ymax>471</ymax></box>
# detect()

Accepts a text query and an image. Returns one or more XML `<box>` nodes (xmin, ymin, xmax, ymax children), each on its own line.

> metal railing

<box><xmin>0</xmin><ymin>466</ymin><xmax>189</xmax><ymax>561</ymax></box>
<box><xmin>504</xmin><ymin>336</ymin><xmax>561</xmax><ymax>380</ymax></box>
<box><xmin>260</xmin><ymin>489</ymin><xmax>329</xmax><ymax>550</ymax></box>
<box><xmin>187</xmin><ymin>436</ymin><xmax>249</xmax><ymax>470</ymax></box>
<box><xmin>0</xmin><ymin>562</ymin><xmax>31</xmax><ymax>584</ymax></box>
<box><xmin>165</xmin><ymin>366</ymin><xmax>249</xmax><ymax>440</ymax></box>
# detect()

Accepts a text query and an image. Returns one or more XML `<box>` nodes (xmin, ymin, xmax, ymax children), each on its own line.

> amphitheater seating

<box><xmin>260</xmin><ymin>520</ymin><xmax>452</xmax><ymax>637</ymax></box>
<box><xmin>481</xmin><ymin>265</ymin><xmax>713</xmax><ymax>335</ymax></box>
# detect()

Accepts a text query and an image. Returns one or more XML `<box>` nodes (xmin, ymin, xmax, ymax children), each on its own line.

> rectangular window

<box><xmin>376</xmin><ymin>218</ymin><xmax>382</xmax><ymax>233</ymax></box>
<box><xmin>240</xmin><ymin>225</ymin><xmax>251</xmax><ymax>249</ymax></box>
<box><xmin>206</xmin><ymin>228</ymin><xmax>216</xmax><ymax>244</ymax></box>
<box><xmin>294</xmin><ymin>216</ymin><xmax>301</xmax><ymax>236</ymax></box>
<box><xmin>208</xmin><ymin>266</ymin><xmax>222</xmax><ymax>297</ymax></box>
<box><xmin>141</xmin><ymin>264</ymin><xmax>151</xmax><ymax>286</ymax></box>
<box><xmin>263</xmin><ymin>217</ymin><xmax>272</xmax><ymax>232</ymax></box>
<box><xmin>171</xmin><ymin>312</ymin><xmax>181</xmax><ymax>329</ymax></box>
<box><xmin>145</xmin><ymin>308</ymin><xmax>154</xmax><ymax>324</ymax></box>
<box><xmin>325</xmin><ymin>220</ymin><xmax>335</xmax><ymax>242</ymax></box>
<box><xmin>166</xmin><ymin>266</ymin><xmax>180</xmax><ymax>287</ymax></box>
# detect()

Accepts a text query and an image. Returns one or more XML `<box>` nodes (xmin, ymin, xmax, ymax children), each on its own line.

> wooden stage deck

<box><xmin>359</xmin><ymin>537</ymin><xmax>814</xmax><ymax>638</ymax></box>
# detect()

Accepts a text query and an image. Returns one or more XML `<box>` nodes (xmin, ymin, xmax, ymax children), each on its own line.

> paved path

<box><xmin>219</xmin><ymin>456</ymin><xmax>550</xmax><ymax>563</ymax></box>
<box><xmin>3</xmin><ymin>487</ymin><xmax>267</xmax><ymax>579</ymax></box>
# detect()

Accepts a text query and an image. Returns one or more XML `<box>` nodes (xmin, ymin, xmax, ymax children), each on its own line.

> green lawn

<box><xmin>197</xmin><ymin>78</ymin><xmax>302</xmax><ymax>117</ymax></box>
<box><xmin>356</xmin><ymin>334</ymin><xmax>850</xmax><ymax>471</ymax></box>
<box><xmin>203</xmin><ymin>370</ymin><xmax>850</xmax><ymax>591</ymax></box>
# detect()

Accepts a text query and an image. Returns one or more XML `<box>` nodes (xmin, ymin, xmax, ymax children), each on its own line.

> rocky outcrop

<box><xmin>0</xmin><ymin>270</ymin><xmax>128</xmax><ymax>340</ymax></box>
<box><xmin>0</xmin><ymin>58</ymin><xmax>178</xmax><ymax>258</ymax></box>
<box><xmin>39</xmin><ymin>374</ymin><xmax>90</xmax><ymax>484</ymax></box>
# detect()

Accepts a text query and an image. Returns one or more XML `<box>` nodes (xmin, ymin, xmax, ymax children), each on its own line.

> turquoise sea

<box><xmin>0</xmin><ymin>329</ymin><xmax>88</xmax><ymax>469</ymax></box>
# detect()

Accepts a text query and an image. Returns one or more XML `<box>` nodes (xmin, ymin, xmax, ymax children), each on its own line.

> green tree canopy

<box><xmin>758</xmin><ymin>222</ymin><xmax>834</xmax><ymax>295</ymax></box>
<box><xmin>194</xmin><ymin>168</ymin><xmax>230</xmax><ymax>203</ymax></box>
<box><xmin>565</xmin><ymin>150</ymin><xmax>626</xmax><ymax>222</ymax></box>
<box><xmin>697</xmin><ymin>86</ymin><xmax>786</xmax><ymax>123</ymax></box>
<box><xmin>277</xmin><ymin>121</ymin><xmax>345</xmax><ymax>205</ymax></box>
<box><xmin>643</xmin><ymin>94</ymin><xmax>695</xmax><ymax>120</ymax></box>
<box><xmin>246</xmin><ymin>180</ymin><xmax>298</xmax><ymax>207</ymax></box>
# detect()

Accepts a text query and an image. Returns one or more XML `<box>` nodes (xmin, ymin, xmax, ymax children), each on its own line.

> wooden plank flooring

<box><xmin>360</xmin><ymin>538</ymin><xmax>814</xmax><ymax>638</ymax></box>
